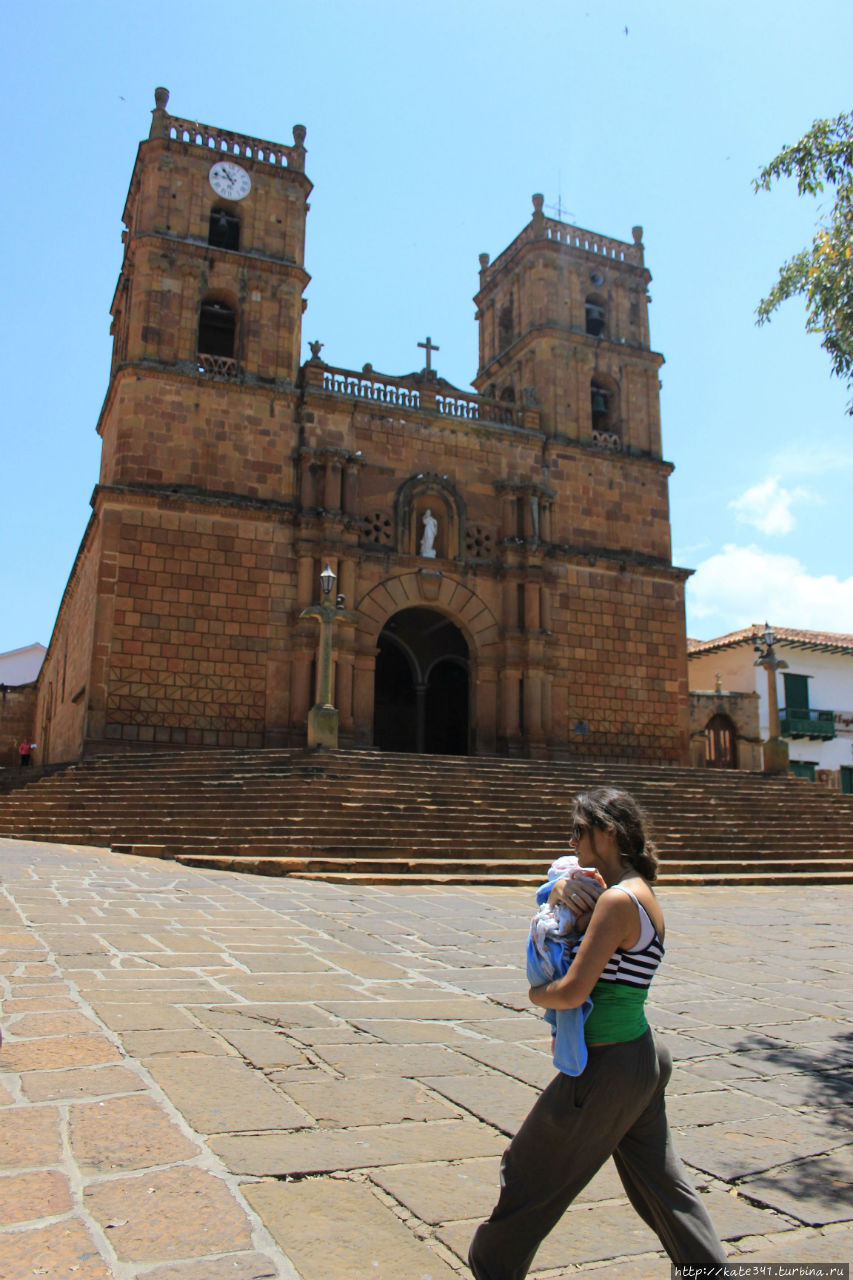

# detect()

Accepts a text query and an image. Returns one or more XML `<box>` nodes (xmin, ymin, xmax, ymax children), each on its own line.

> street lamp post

<box><xmin>300</xmin><ymin>563</ymin><xmax>355</xmax><ymax>750</ymax></box>
<box><xmin>753</xmin><ymin>622</ymin><xmax>789</xmax><ymax>773</ymax></box>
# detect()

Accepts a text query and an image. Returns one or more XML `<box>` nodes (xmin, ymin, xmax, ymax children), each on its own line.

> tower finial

<box><xmin>150</xmin><ymin>87</ymin><xmax>170</xmax><ymax>139</ymax></box>
<box><xmin>531</xmin><ymin>192</ymin><xmax>545</xmax><ymax>236</ymax></box>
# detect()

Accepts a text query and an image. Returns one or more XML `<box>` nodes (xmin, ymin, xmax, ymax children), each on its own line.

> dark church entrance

<box><xmin>373</xmin><ymin>608</ymin><xmax>469</xmax><ymax>754</ymax></box>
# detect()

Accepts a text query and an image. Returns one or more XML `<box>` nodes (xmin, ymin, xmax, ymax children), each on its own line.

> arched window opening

<box><xmin>208</xmin><ymin>208</ymin><xmax>240</xmax><ymax>251</ymax></box>
<box><xmin>498</xmin><ymin>296</ymin><xmax>514</xmax><ymax>350</ymax></box>
<box><xmin>500</xmin><ymin>384</ymin><xmax>516</xmax><ymax>403</ymax></box>
<box><xmin>591</xmin><ymin>379</ymin><xmax>611</xmax><ymax>431</ymax></box>
<box><xmin>585</xmin><ymin>296</ymin><xmax>606</xmax><ymax>337</ymax></box>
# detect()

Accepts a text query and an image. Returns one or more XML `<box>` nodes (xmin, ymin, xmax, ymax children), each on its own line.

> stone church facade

<box><xmin>32</xmin><ymin>89</ymin><xmax>690</xmax><ymax>765</ymax></box>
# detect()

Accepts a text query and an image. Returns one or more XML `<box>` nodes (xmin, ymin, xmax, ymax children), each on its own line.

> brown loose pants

<box><xmin>468</xmin><ymin>1030</ymin><xmax>727</xmax><ymax>1280</ymax></box>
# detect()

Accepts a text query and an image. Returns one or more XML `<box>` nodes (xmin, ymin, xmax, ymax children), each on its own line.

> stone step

<box><xmin>4</xmin><ymin>747</ymin><xmax>853</xmax><ymax>886</ymax></box>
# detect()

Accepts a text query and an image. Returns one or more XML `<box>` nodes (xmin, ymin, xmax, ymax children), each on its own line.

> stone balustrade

<box><xmin>320</xmin><ymin>365</ymin><xmax>522</xmax><ymax>428</ymax></box>
<box><xmin>322</xmin><ymin>369</ymin><xmax>421</xmax><ymax>408</ymax></box>
<box><xmin>164</xmin><ymin>114</ymin><xmax>306</xmax><ymax>172</ymax></box>
<box><xmin>436</xmin><ymin>392</ymin><xmax>518</xmax><ymax>427</ymax></box>
<box><xmin>486</xmin><ymin>216</ymin><xmax>642</xmax><ymax>278</ymax></box>
<box><xmin>197</xmin><ymin>353</ymin><xmax>238</xmax><ymax>379</ymax></box>
<box><xmin>592</xmin><ymin>427</ymin><xmax>623</xmax><ymax>452</ymax></box>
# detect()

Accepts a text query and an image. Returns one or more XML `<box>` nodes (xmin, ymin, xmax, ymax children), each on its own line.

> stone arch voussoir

<box><xmin>356</xmin><ymin>573</ymin><xmax>500</xmax><ymax>654</ymax></box>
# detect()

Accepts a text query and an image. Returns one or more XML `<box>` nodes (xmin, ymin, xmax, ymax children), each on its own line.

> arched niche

<box><xmin>395</xmin><ymin>474</ymin><xmax>465</xmax><ymax>560</ymax></box>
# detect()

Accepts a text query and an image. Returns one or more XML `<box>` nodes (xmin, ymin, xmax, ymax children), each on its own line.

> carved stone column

<box><xmin>324</xmin><ymin>457</ymin><xmax>342</xmax><ymax>511</ymax></box>
<box><xmin>342</xmin><ymin>461</ymin><xmax>360</xmax><ymax>515</ymax></box>
<box><xmin>352</xmin><ymin>651</ymin><xmax>377</xmax><ymax>746</ymax></box>
<box><xmin>499</xmin><ymin>668</ymin><xmax>521</xmax><ymax>739</ymax></box>
<box><xmin>524</xmin><ymin>582</ymin><xmax>540</xmax><ymax>631</ymax></box>
<box><xmin>299</xmin><ymin>451</ymin><xmax>315</xmax><ymax>509</ymax></box>
<box><xmin>290</xmin><ymin>649</ymin><xmax>313</xmax><ymax>730</ymax></box>
<box><xmin>297</xmin><ymin>555</ymin><xmax>315</xmax><ymax>608</ymax></box>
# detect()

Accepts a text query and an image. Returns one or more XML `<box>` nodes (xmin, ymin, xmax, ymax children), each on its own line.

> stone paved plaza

<box><xmin>0</xmin><ymin>836</ymin><xmax>851</xmax><ymax>1280</ymax></box>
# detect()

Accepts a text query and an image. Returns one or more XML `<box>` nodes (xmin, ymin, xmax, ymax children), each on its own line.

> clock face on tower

<box><xmin>209</xmin><ymin>161</ymin><xmax>251</xmax><ymax>201</ymax></box>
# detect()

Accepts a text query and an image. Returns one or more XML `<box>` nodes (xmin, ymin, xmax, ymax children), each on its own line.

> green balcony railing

<box><xmin>780</xmin><ymin>707</ymin><xmax>836</xmax><ymax>739</ymax></box>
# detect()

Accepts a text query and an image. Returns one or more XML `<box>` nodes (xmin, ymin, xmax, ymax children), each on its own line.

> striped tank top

<box><xmin>570</xmin><ymin>885</ymin><xmax>665</xmax><ymax>1044</ymax></box>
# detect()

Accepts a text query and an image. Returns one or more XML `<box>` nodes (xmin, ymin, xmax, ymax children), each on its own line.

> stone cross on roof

<box><xmin>417</xmin><ymin>335</ymin><xmax>439</xmax><ymax>372</ymax></box>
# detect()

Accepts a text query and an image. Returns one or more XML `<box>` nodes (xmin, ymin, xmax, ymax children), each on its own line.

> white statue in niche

<box><xmin>420</xmin><ymin>508</ymin><xmax>438</xmax><ymax>558</ymax></box>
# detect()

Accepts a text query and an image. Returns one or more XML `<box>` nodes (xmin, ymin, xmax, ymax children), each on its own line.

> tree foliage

<box><xmin>754</xmin><ymin>112</ymin><xmax>853</xmax><ymax>413</ymax></box>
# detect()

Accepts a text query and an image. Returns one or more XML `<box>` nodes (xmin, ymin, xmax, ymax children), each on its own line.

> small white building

<box><xmin>687</xmin><ymin>625</ymin><xmax>853</xmax><ymax>792</ymax></box>
<box><xmin>0</xmin><ymin>644</ymin><xmax>46</xmax><ymax>688</ymax></box>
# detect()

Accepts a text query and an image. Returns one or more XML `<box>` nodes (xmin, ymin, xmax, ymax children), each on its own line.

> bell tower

<box><xmin>473</xmin><ymin>194</ymin><xmax>663</xmax><ymax>457</ymax></box>
<box><xmin>101</xmin><ymin>87</ymin><xmax>312</xmax><ymax>491</ymax></box>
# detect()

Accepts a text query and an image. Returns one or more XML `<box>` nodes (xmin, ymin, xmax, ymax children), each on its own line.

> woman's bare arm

<box><xmin>529</xmin><ymin>888</ymin><xmax>637</xmax><ymax>1010</ymax></box>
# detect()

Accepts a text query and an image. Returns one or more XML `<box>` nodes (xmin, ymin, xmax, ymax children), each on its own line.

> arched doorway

<box><xmin>705</xmin><ymin>713</ymin><xmax>738</xmax><ymax>768</ymax></box>
<box><xmin>373</xmin><ymin>607</ymin><xmax>469</xmax><ymax>754</ymax></box>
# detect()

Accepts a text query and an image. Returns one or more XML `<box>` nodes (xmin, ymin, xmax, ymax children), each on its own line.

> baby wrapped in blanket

<box><xmin>526</xmin><ymin>855</ymin><xmax>606</xmax><ymax>1075</ymax></box>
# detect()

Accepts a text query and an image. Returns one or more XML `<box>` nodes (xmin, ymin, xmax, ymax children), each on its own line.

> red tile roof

<box><xmin>687</xmin><ymin>625</ymin><xmax>853</xmax><ymax>656</ymax></box>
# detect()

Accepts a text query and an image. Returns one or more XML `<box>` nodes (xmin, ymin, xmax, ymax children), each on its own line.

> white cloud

<box><xmin>771</xmin><ymin>436</ymin><xmax>853</xmax><ymax>479</ymax></box>
<box><xmin>687</xmin><ymin>544</ymin><xmax>853</xmax><ymax>637</ymax></box>
<box><xmin>729</xmin><ymin>476</ymin><xmax>811</xmax><ymax>536</ymax></box>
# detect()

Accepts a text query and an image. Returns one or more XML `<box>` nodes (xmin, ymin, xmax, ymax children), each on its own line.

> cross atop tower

<box><xmin>417</xmin><ymin>335</ymin><xmax>439</xmax><ymax>372</ymax></box>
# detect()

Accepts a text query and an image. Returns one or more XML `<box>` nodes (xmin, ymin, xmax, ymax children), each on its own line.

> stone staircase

<box><xmin>1</xmin><ymin>748</ymin><xmax>852</xmax><ymax>886</ymax></box>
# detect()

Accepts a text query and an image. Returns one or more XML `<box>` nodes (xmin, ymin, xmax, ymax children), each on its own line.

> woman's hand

<box><xmin>547</xmin><ymin>874</ymin><xmax>605</xmax><ymax>932</ymax></box>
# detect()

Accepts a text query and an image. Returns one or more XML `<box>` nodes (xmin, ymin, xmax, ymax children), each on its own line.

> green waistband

<box><xmin>585</xmin><ymin>981</ymin><xmax>649</xmax><ymax>1044</ymax></box>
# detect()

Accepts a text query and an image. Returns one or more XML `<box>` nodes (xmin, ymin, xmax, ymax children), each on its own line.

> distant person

<box><xmin>469</xmin><ymin>787</ymin><xmax>727</xmax><ymax>1279</ymax></box>
<box><xmin>18</xmin><ymin>740</ymin><xmax>32</xmax><ymax>768</ymax></box>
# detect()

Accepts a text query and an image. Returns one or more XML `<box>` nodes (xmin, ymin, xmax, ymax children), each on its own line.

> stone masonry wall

<box><xmin>35</xmin><ymin>524</ymin><xmax>101</xmax><ymax>764</ymax></box>
<box><xmin>0</xmin><ymin>684</ymin><xmax>38</xmax><ymax>770</ymax></box>
<box><xmin>102</xmin><ymin>499</ymin><xmax>290</xmax><ymax>748</ymax></box>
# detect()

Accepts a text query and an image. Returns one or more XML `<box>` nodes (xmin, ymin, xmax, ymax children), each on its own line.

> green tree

<box><xmin>754</xmin><ymin>111</ymin><xmax>853</xmax><ymax>413</ymax></box>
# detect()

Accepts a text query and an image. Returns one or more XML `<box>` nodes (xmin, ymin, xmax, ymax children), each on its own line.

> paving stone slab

<box><xmin>88</xmin><ymin>1002</ymin><xmax>196</xmax><ymax>1032</ymax></box>
<box><xmin>120</xmin><ymin>1028</ymin><xmax>233</xmax><ymax>1057</ymax></box>
<box><xmin>0</xmin><ymin>1168</ymin><xmax>73</xmax><ymax>1224</ymax></box>
<box><xmin>69</xmin><ymin>1093</ymin><xmax>200</xmax><ymax>1171</ymax></box>
<box><xmin>8</xmin><ymin>1010</ymin><xmax>104</xmax><ymax>1038</ymax></box>
<box><xmin>196</xmin><ymin>1002</ymin><xmax>342</xmax><ymax>1030</ymax></box>
<box><xmin>281</xmin><ymin>1075</ymin><xmax>462</xmax><ymax>1127</ymax></box>
<box><xmin>736</xmin><ymin>1144</ymin><xmax>853</xmax><ymax>1226</ymax></box>
<box><xmin>345</xmin><ymin>1017</ymin><xmax>492</xmax><ymax>1045</ymax></box>
<box><xmin>2</xmin><ymin>996</ymin><xmax>79</xmax><ymax>1012</ymax></box>
<box><xmin>451</xmin><ymin>1038</ymin><xmax>556</xmax><ymax>1090</ymax></box>
<box><xmin>665</xmin><ymin>1088</ymin><xmax>791</xmax><ymax>1129</ymax></box>
<box><xmin>422</xmin><ymin>1071</ymin><xmax>540</xmax><ymax>1133</ymax></box>
<box><xmin>243</xmin><ymin>1176</ymin><xmax>460</xmax><ymax>1280</ymax></box>
<box><xmin>0</xmin><ymin>1104</ymin><xmax>63</xmax><ymax>1168</ymax></box>
<box><xmin>218</xmin><ymin>976</ymin><xmax>363</xmax><ymax>1002</ymax></box>
<box><xmin>0</xmin><ymin>1218</ymin><xmax>113</xmax><ymax>1279</ymax></box>
<box><xmin>84</xmin><ymin>1166</ymin><xmax>255</xmax><ymax>1262</ymax></box>
<box><xmin>216</xmin><ymin>1028</ymin><xmax>313</xmax><ymax>1069</ymax></box>
<box><xmin>19</xmin><ymin>1063</ymin><xmax>147</xmax><ymax>1101</ymax></box>
<box><xmin>321</xmin><ymin>997</ymin><xmax>496</xmax><ymax>1020</ymax></box>
<box><xmin>439</xmin><ymin>1198</ymin><xmax>663</xmax><ymax>1267</ymax></box>
<box><xmin>675</xmin><ymin>1113</ymin><xmax>852</xmax><ymax>1180</ymax></box>
<box><xmin>0</xmin><ymin>1032</ymin><xmax>122</xmax><ymax>1072</ymax></box>
<box><xmin>731</xmin><ymin>1221</ymin><xmax>853</xmax><ymax>1263</ymax></box>
<box><xmin>210</xmin><ymin>1117</ymin><xmax>506</xmax><ymax>1175</ymax></box>
<box><xmin>369</xmin><ymin>1155</ymin><xmax>507</xmax><ymax>1225</ymax></box>
<box><xmin>142</xmin><ymin>1253</ymin><xmax>283</xmax><ymax>1280</ymax></box>
<box><xmin>143</xmin><ymin>1054</ymin><xmax>310</xmax><ymax>1133</ymax></box>
<box><xmin>321</xmin><ymin>949</ymin><xmax>410</xmax><ymax>979</ymax></box>
<box><xmin>314</xmin><ymin>1042</ymin><xmax>473</xmax><ymax>1078</ymax></box>
<box><xmin>732</xmin><ymin>1068</ymin><xmax>851</xmax><ymax>1114</ymax></box>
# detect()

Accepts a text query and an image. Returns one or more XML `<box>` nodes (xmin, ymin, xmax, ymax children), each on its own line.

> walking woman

<box><xmin>469</xmin><ymin>788</ymin><xmax>727</xmax><ymax>1279</ymax></box>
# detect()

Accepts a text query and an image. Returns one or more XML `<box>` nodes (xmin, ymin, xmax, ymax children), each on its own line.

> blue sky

<box><xmin>3</xmin><ymin>0</ymin><xmax>853</xmax><ymax>655</ymax></box>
